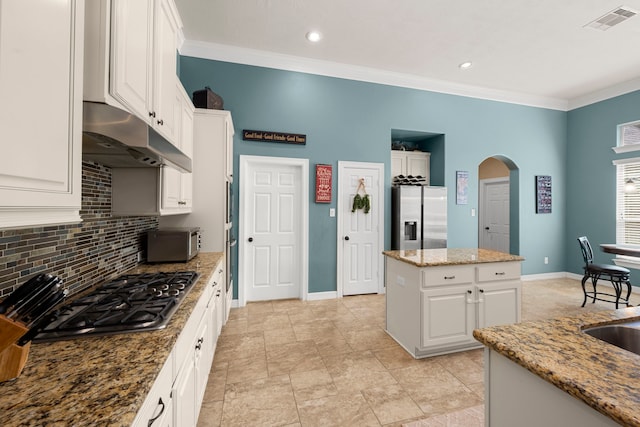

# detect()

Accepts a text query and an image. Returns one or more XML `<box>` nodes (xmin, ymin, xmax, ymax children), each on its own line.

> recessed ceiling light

<box><xmin>459</xmin><ymin>61</ymin><xmax>473</xmax><ymax>70</ymax></box>
<box><xmin>306</xmin><ymin>31</ymin><xmax>322</xmax><ymax>42</ymax></box>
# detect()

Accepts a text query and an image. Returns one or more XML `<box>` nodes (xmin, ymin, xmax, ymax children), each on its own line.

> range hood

<box><xmin>82</xmin><ymin>102</ymin><xmax>192</xmax><ymax>173</ymax></box>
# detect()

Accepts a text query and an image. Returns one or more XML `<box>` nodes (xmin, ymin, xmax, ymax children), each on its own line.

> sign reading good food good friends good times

<box><xmin>243</xmin><ymin>129</ymin><xmax>306</xmax><ymax>145</ymax></box>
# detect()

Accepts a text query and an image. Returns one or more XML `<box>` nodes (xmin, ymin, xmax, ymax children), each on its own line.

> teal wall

<box><xmin>566</xmin><ymin>90</ymin><xmax>640</xmax><ymax>275</ymax></box>
<box><xmin>179</xmin><ymin>57</ymin><xmax>568</xmax><ymax>294</ymax></box>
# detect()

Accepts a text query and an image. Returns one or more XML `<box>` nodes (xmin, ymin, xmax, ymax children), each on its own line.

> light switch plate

<box><xmin>329</xmin><ymin>208</ymin><xmax>335</xmax><ymax>217</ymax></box>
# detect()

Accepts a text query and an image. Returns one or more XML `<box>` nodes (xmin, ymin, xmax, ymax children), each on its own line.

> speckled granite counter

<box><xmin>382</xmin><ymin>248</ymin><xmax>524</xmax><ymax>267</ymax></box>
<box><xmin>0</xmin><ymin>252</ymin><xmax>223</xmax><ymax>427</ymax></box>
<box><xmin>474</xmin><ymin>307</ymin><xmax>640</xmax><ymax>427</ymax></box>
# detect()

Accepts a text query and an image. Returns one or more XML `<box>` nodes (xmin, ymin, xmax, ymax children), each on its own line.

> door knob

<box><xmin>344</xmin><ymin>236</ymin><xmax>350</xmax><ymax>241</ymax></box>
<box><xmin>248</xmin><ymin>237</ymin><xmax>253</xmax><ymax>242</ymax></box>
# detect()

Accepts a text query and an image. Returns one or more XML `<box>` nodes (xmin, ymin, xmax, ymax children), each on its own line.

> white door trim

<box><xmin>238</xmin><ymin>155</ymin><xmax>309</xmax><ymax>307</ymax></box>
<box><xmin>479</xmin><ymin>177</ymin><xmax>509</xmax><ymax>249</ymax></box>
<box><xmin>336</xmin><ymin>161</ymin><xmax>385</xmax><ymax>297</ymax></box>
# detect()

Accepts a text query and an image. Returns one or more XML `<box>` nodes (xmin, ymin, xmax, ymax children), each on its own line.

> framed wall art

<box><xmin>456</xmin><ymin>171</ymin><xmax>469</xmax><ymax>205</ymax></box>
<box><xmin>535</xmin><ymin>175</ymin><xmax>552</xmax><ymax>213</ymax></box>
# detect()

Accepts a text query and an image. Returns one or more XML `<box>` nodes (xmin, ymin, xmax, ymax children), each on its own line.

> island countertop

<box><xmin>473</xmin><ymin>307</ymin><xmax>640</xmax><ymax>427</ymax></box>
<box><xmin>0</xmin><ymin>252</ymin><xmax>223</xmax><ymax>427</ymax></box>
<box><xmin>382</xmin><ymin>248</ymin><xmax>524</xmax><ymax>267</ymax></box>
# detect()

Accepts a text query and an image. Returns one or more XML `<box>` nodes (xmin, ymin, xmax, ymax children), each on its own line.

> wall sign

<box><xmin>243</xmin><ymin>129</ymin><xmax>306</xmax><ymax>145</ymax></box>
<box><xmin>315</xmin><ymin>164</ymin><xmax>332</xmax><ymax>203</ymax></box>
<box><xmin>535</xmin><ymin>175</ymin><xmax>552</xmax><ymax>213</ymax></box>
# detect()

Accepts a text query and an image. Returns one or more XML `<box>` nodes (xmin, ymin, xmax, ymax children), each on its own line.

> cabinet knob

<box><xmin>479</xmin><ymin>289</ymin><xmax>484</xmax><ymax>293</ymax></box>
<box><xmin>485</xmin><ymin>227</ymin><xmax>490</xmax><ymax>230</ymax></box>
<box><xmin>344</xmin><ymin>236</ymin><xmax>350</xmax><ymax>241</ymax></box>
<box><xmin>467</xmin><ymin>290</ymin><xmax>472</xmax><ymax>294</ymax></box>
<box><xmin>157</xmin><ymin>119</ymin><xmax>164</xmax><ymax>125</ymax></box>
<box><xmin>178</xmin><ymin>201</ymin><xmax>186</xmax><ymax>205</ymax></box>
<box><xmin>149</xmin><ymin>111</ymin><xmax>156</xmax><ymax>118</ymax></box>
<box><xmin>248</xmin><ymin>237</ymin><xmax>253</xmax><ymax>242</ymax></box>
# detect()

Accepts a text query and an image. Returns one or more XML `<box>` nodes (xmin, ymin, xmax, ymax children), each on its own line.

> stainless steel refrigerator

<box><xmin>391</xmin><ymin>186</ymin><xmax>447</xmax><ymax>250</ymax></box>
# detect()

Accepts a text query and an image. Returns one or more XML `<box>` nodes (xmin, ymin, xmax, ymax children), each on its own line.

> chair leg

<box><xmin>581</xmin><ymin>274</ymin><xmax>589</xmax><ymax>307</ymax></box>
<box><xmin>590</xmin><ymin>277</ymin><xmax>599</xmax><ymax>304</ymax></box>
<box><xmin>625</xmin><ymin>281</ymin><xmax>632</xmax><ymax>307</ymax></box>
<box><xmin>612</xmin><ymin>280</ymin><xmax>621</xmax><ymax>309</ymax></box>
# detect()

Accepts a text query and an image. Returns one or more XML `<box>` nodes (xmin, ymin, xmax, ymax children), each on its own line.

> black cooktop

<box><xmin>32</xmin><ymin>271</ymin><xmax>199</xmax><ymax>342</ymax></box>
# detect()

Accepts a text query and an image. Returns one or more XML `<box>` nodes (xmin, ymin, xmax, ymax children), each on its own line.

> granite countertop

<box><xmin>474</xmin><ymin>307</ymin><xmax>640</xmax><ymax>427</ymax></box>
<box><xmin>0</xmin><ymin>252</ymin><xmax>223</xmax><ymax>427</ymax></box>
<box><xmin>382</xmin><ymin>248</ymin><xmax>524</xmax><ymax>267</ymax></box>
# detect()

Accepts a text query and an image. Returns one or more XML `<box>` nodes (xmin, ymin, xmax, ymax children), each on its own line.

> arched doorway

<box><xmin>478</xmin><ymin>156</ymin><xmax>520</xmax><ymax>255</ymax></box>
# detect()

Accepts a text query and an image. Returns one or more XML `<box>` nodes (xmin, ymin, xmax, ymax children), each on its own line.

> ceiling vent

<box><xmin>585</xmin><ymin>6</ymin><xmax>637</xmax><ymax>31</ymax></box>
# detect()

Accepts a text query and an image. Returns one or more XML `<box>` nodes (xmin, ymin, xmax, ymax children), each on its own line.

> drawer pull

<box><xmin>444</xmin><ymin>275</ymin><xmax>455</xmax><ymax>280</ymax></box>
<box><xmin>495</xmin><ymin>272</ymin><xmax>506</xmax><ymax>275</ymax></box>
<box><xmin>148</xmin><ymin>397</ymin><xmax>165</xmax><ymax>427</ymax></box>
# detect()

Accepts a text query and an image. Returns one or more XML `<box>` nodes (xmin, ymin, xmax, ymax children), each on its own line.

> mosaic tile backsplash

<box><xmin>0</xmin><ymin>162</ymin><xmax>158</xmax><ymax>297</ymax></box>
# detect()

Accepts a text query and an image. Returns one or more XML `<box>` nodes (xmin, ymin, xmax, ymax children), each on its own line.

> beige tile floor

<box><xmin>197</xmin><ymin>278</ymin><xmax>640</xmax><ymax>427</ymax></box>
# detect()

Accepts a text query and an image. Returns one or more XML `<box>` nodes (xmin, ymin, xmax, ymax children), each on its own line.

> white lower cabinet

<box><xmin>134</xmin><ymin>260</ymin><xmax>225</xmax><ymax>427</ymax></box>
<box><xmin>421</xmin><ymin>285</ymin><xmax>476</xmax><ymax>349</ymax></box>
<box><xmin>174</xmin><ymin>314</ymin><xmax>208</xmax><ymax>427</ymax></box>
<box><xmin>386</xmin><ymin>257</ymin><xmax>521</xmax><ymax>358</ymax></box>
<box><xmin>132</xmin><ymin>353</ymin><xmax>174</xmax><ymax>427</ymax></box>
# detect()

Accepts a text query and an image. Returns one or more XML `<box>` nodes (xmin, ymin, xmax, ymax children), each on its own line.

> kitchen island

<box><xmin>384</xmin><ymin>248</ymin><xmax>523</xmax><ymax>358</ymax></box>
<box><xmin>474</xmin><ymin>307</ymin><xmax>640</xmax><ymax>427</ymax></box>
<box><xmin>0</xmin><ymin>252</ymin><xmax>223</xmax><ymax>427</ymax></box>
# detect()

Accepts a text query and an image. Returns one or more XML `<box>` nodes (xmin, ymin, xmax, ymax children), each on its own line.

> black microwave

<box><xmin>147</xmin><ymin>227</ymin><xmax>201</xmax><ymax>263</ymax></box>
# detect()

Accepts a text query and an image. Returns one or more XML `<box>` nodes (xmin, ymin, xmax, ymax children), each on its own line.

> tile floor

<box><xmin>196</xmin><ymin>278</ymin><xmax>639</xmax><ymax>426</ymax></box>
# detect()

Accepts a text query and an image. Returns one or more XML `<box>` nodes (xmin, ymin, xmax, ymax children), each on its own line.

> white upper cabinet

<box><xmin>85</xmin><ymin>0</ymin><xmax>183</xmax><ymax>145</ymax></box>
<box><xmin>391</xmin><ymin>151</ymin><xmax>430</xmax><ymax>183</ymax></box>
<box><xmin>0</xmin><ymin>0</ymin><xmax>84</xmax><ymax>229</ymax></box>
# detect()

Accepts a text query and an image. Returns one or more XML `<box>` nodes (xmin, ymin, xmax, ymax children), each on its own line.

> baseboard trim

<box><xmin>306</xmin><ymin>291</ymin><xmax>338</xmax><ymax>301</ymax></box>
<box><xmin>522</xmin><ymin>271</ymin><xmax>577</xmax><ymax>281</ymax></box>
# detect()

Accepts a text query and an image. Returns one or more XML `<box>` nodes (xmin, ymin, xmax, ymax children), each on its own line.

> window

<box><xmin>613</xmin><ymin>120</ymin><xmax>640</xmax><ymax>153</ymax></box>
<box><xmin>615</xmin><ymin>157</ymin><xmax>640</xmax><ymax>245</ymax></box>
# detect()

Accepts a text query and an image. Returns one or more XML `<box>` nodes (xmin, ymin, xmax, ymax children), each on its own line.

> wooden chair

<box><xmin>577</xmin><ymin>236</ymin><xmax>631</xmax><ymax>309</ymax></box>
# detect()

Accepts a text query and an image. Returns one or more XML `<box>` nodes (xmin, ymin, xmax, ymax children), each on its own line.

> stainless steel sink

<box><xmin>583</xmin><ymin>321</ymin><xmax>640</xmax><ymax>356</ymax></box>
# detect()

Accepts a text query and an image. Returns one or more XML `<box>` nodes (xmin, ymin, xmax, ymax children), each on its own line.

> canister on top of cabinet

<box><xmin>192</xmin><ymin>87</ymin><xmax>224</xmax><ymax>110</ymax></box>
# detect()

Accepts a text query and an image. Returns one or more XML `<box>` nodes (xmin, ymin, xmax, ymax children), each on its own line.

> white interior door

<box><xmin>239</xmin><ymin>156</ymin><xmax>309</xmax><ymax>304</ymax></box>
<box><xmin>480</xmin><ymin>178</ymin><xmax>510</xmax><ymax>253</ymax></box>
<box><xmin>337</xmin><ymin>162</ymin><xmax>384</xmax><ymax>296</ymax></box>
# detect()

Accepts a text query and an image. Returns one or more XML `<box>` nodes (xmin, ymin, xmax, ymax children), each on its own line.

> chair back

<box><xmin>577</xmin><ymin>236</ymin><xmax>594</xmax><ymax>266</ymax></box>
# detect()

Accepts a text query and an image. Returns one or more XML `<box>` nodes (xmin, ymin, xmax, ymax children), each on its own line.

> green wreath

<box><xmin>352</xmin><ymin>194</ymin><xmax>371</xmax><ymax>214</ymax></box>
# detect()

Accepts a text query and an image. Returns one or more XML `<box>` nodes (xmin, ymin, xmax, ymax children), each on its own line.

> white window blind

<box><xmin>615</xmin><ymin>158</ymin><xmax>640</xmax><ymax>245</ymax></box>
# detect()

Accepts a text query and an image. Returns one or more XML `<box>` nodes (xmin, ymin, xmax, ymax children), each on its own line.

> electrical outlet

<box><xmin>471</xmin><ymin>208</ymin><xmax>476</xmax><ymax>217</ymax></box>
<box><xmin>137</xmin><ymin>252</ymin><xmax>142</xmax><ymax>263</ymax></box>
<box><xmin>544</xmin><ymin>256</ymin><xmax>549</xmax><ymax>264</ymax></box>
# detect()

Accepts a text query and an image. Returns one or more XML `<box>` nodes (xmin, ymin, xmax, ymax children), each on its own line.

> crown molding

<box><xmin>179</xmin><ymin>40</ymin><xmax>569</xmax><ymax>111</ymax></box>
<box><xmin>567</xmin><ymin>77</ymin><xmax>640</xmax><ymax>110</ymax></box>
<box><xmin>179</xmin><ymin>40</ymin><xmax>640</xmax><ymax>112</ymax></box>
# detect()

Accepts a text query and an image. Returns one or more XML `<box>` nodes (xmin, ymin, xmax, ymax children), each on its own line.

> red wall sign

<box><xmin>315</xmin><ymin>164</ymin><xmax>332</xmax><ymax>203</ymax></box>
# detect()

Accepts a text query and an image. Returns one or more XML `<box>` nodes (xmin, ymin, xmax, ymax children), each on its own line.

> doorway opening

<box><xmin>478</xmin><ymin>156</ymin><xmax>520</xmax><ymax>255</ymax></box>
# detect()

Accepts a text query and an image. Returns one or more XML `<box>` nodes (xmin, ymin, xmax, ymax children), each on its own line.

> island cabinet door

<box><xmin>477</xmin><ymin>281</ymin><xmax>521</xmax><ymax>328</ymax></box>
<box><xmin>420</xmin><ymin>285</ymin><xmax>476</xmax><ymax>349</ymax></box>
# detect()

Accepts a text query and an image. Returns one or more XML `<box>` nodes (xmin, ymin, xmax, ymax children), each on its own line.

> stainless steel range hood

<box><xmin>82</xmin><ymin>102</ymin><xmax>192</xmax><ymax>173</ymax></box>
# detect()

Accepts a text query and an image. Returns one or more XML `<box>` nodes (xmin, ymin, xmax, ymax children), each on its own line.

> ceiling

<box><xmin>174</xmin><ymin>0</ymin><xmax>640</xmax><ymax>110</ymax></box>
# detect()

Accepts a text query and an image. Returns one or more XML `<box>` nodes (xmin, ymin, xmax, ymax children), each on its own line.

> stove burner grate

<box><xmin>32</xmin><ymin>271</ymin><xmax>199</xmax><ymax>342</ymax></box>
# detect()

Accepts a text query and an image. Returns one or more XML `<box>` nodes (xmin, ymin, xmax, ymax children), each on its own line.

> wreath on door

<box><xmin>352</xmin><ymin>178</ymin><xmax>371</xmax><ymax>214</ymax></box>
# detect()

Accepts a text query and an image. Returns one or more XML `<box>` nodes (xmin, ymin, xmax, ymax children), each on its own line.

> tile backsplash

<box><xmin>0</xmin><ymin>162</ymin><xmax>158</xmax><ymax>297</ymax></box>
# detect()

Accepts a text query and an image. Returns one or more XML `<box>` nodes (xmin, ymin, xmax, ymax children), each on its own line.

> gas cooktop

<box><xmin>32</xmin><ymin>271</ymin><xmax>199</xmax><ymax>342</ymax></box>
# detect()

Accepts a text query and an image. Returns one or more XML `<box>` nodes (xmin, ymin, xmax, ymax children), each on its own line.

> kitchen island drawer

<box><xmin>422</xmin><ymin>265</ymin><xmax>474</xmax><ymax>287</ymax></box>
<box><xmin>477</xmin><ymin>262</ymin><xmax>521</xmax><ymax>282</ymax></box>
